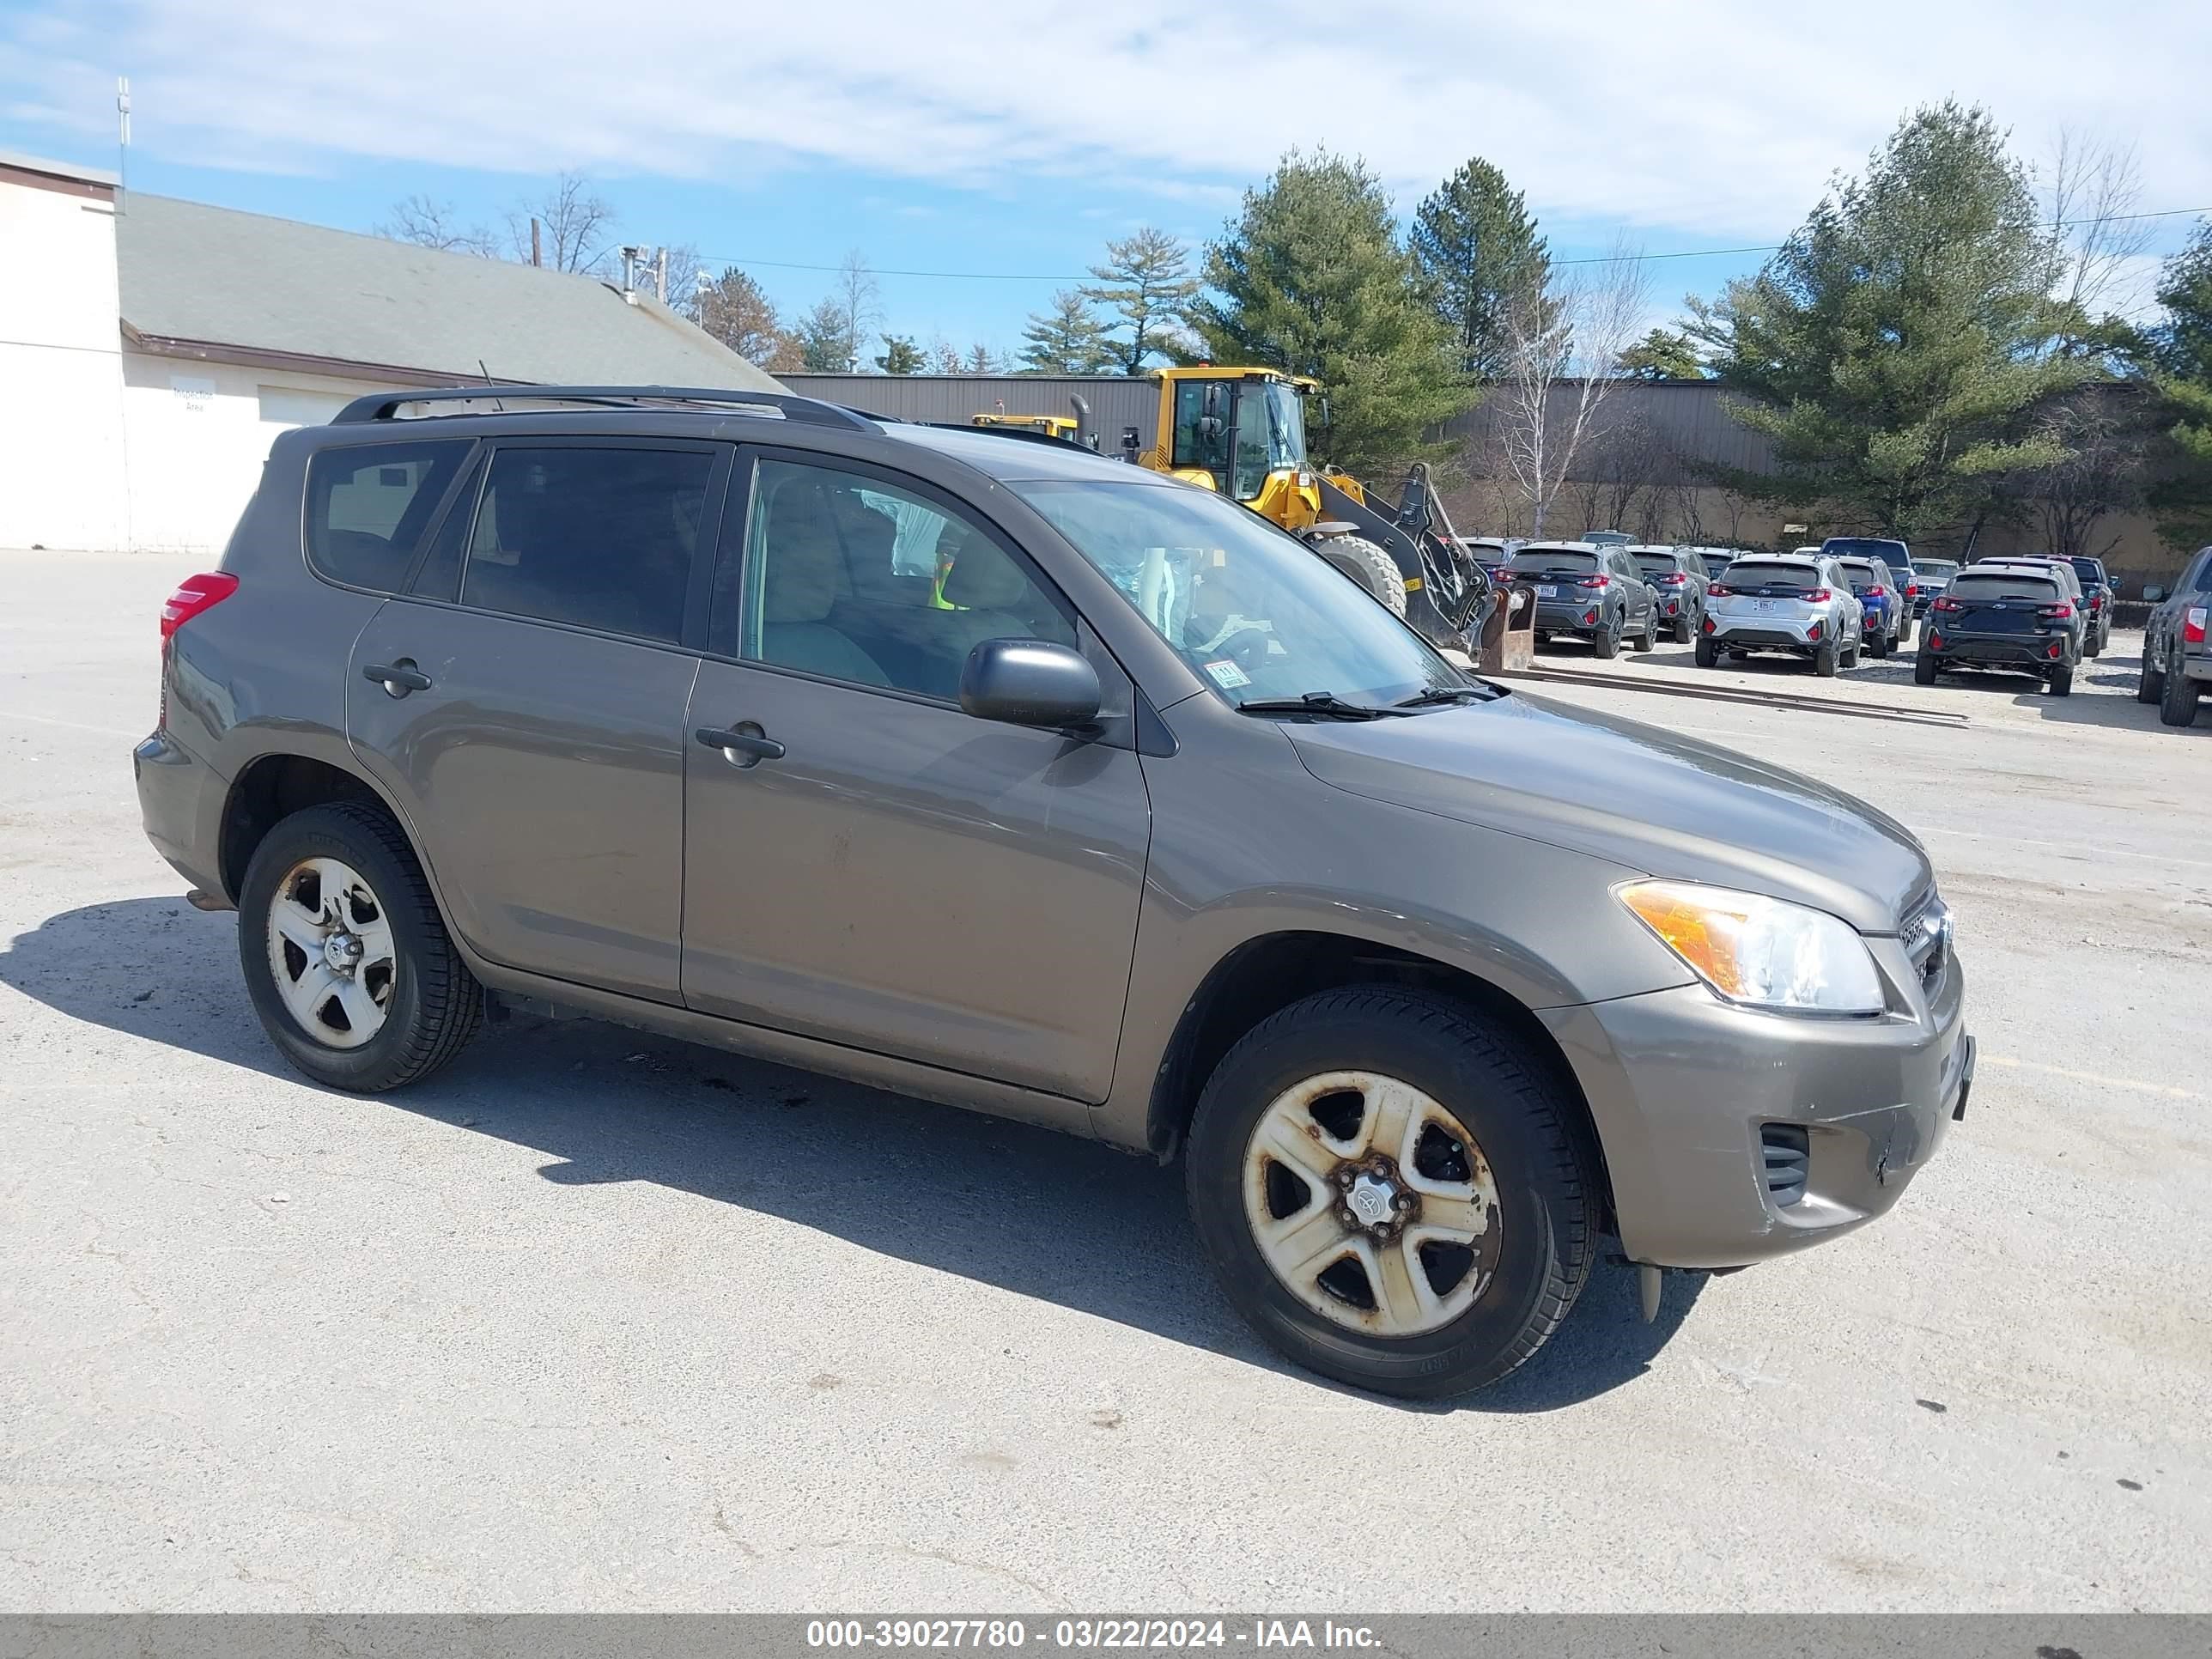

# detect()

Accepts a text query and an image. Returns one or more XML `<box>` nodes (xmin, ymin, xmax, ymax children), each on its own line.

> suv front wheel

<box><xmin>238</xmin><ymin>802</ymin><xmax>483</xmax><ymax>1092</ymax></box>
<box><xmin>1184</xmin><ymin>988</ymin><xmax>1597</xmax><ymax>1399</ymax></box>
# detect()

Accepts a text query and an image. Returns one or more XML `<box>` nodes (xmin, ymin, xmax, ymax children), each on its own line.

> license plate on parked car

<box><xmin>1755</xmin><ymin>599</ymin><xmax>1778</xmax><ymax>612</ymax></box>
<box><xmin>1538</xmin><ymin>585</ymin><xmax>1559</xmax><ymax>599</ymax></box>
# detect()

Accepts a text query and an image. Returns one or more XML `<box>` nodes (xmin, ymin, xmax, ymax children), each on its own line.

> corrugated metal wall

<box><xmin>783</xmin><ymin>374</ymin><xmax>1771</xmax><ymax>483</ymax></box>
<box><xmin>781</xmin><ymin>375</ymin><xmax>1163</xmax><ymax>447</ymax></box>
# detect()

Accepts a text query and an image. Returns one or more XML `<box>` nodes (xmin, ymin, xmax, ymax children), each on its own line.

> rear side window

<box><xmin>1725</xmin><ymin>562</ymin><xmax>1823</xmax><ymax>591</ymax></box>
<box><xmin>460</xmin><ymin>447</ymin><xmax>715</xmax><ymax>645</ymax></box>
<box><xmin>304</xmin><ymin>441</ymin><xmax>471</xmax><ymax>591</ymax></box>
<box><xmin>1951</xmin><ymin>574</ymin><xmax>2060</xmax><ymax>601</ymax></box>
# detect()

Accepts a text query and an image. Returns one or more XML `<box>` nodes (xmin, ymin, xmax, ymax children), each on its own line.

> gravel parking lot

<box><xmin>3</xmin><ymin>547</ymin><xmax>2207</xmax><ymax>1613</ymax></box>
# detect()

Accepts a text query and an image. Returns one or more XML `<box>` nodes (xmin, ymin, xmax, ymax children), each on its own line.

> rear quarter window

<box><xmin>304</xmin><ymin>441</ymin><xmax>472</xmax><ymax>592</ymax></box>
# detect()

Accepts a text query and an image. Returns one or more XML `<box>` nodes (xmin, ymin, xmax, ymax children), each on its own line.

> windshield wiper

<box><xmin>1395</xmin><ymin>682</ymin><xmax>1503</xmax><ymax>707</ymax></box>
<box><xmin>1237</xmin><ymin>692</ymin><xmax>1407</xmax><ymax>720</ymax></box>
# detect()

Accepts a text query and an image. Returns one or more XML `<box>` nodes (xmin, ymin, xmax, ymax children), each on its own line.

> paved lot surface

<box><xmin>3</xmin><ymin>549</ymin><xmax>2207</xmax><ymax>1612</ymax></box>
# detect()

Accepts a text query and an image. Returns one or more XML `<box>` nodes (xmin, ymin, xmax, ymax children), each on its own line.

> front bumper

<box><xmin>1540</xmin><ymin>942</ymin><xmax>1970</xmax><ymax>1270</ymax></box>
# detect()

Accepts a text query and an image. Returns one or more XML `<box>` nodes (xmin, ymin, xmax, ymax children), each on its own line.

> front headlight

<box><xmin>1616</xmin><ymin>880</ymin><xmax>1884</xmax><ymax>1015</ymax></box>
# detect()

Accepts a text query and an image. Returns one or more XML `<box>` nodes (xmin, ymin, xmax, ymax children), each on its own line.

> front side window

<box><xmin>304</xmin><ymin>441</ymin><xmax>471</xmax><ymax>591</ymax></box>
<box><xmin>460</xmin><ymin>447</ymin><xmax>713</xmax><ymax>645</ymax></box>
<box><xmin>737</xmin><ymin>459</ymin><xmax>1073</xmax><ymax>700</ymax></box>
<box><xmin>1171</xmin><ymin>380</ymin><xmax>1232</xmax><ymax>477</ymax></box>
<box><xmin>1012</xmin><ymin>478</ymin><xmax>1459</xmax><ymax>707</ymax></box>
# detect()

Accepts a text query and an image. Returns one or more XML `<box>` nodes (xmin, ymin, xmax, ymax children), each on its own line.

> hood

<box><xmin>1287</xmin><ymin>693</ymin><xmax>1931</xmax><ymax>934</ymax></box>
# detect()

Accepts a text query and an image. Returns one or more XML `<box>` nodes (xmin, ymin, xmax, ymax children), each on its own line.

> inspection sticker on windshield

<box><xmin>1204</xmin><ymin>659</ymin><xmax>1252</xmax><ymax>690</ymax></box>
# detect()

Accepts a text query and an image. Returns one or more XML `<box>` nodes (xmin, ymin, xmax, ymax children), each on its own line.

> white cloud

<box><xmin>3</xmin><ymin>0</ymin><xmax>2207</xmax><ymax>247</ymax></box>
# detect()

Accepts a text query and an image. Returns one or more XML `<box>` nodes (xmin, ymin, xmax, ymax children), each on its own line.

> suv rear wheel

<box><xmin>1814</xmin><ymin>640</ymin><xmax>1838</xmax><ymax>678</ymax></box>
<box><xmin>2161</xmin><ymin>649</ymin><xmax>2201</xmax><ymax>727</ymax></box>
<box><xmin>1184</xmin><ymin>988</ymin><xmax>1596</xmax><ymax>1399</ymax></box>
<box><xmin>1592</xmin><ymin>616</ymin><xmax>1621</xmax><ymax>659</ymax></box>
<box><xmin>238</xmin><ymin>802</ymin><xmax>482</xmax><ymax>1092</ymax></box>
<box><xmin>2137</xmin><ymin>642</ymin><xmax>2166</xmax><ymax>704</ymax></box>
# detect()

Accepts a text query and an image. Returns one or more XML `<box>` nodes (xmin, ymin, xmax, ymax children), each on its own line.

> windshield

<box><xmin>1632</xmin><ymin>554</ymin><xmax>1679</xmax><ymax>577</ymax></box>
<box><xmin>2067</xmin><ymin>558</ymin><xmax>2106</xmax><ymax>584</ymax></box>
<box><xmin>1952</xmin><ymin>574</ymin><xmax>2060</xmax><ymax>601</ymax></box>
<box><xmin>1012</xmin><ymin>480</ymin><xmax>1460</xmax><ymax>708</ymax></box>
<box><xmin>1510</xmin><ymin>550</ymin><xmax>1598</xmax><ymax>574</ymax></box>
<box><xmin>1824</xmin><ymin>538</ymin><xmax>1911</xmax><ymax>573</ymax></box>
<box><xmin>1726</xmin><ymin>562</ymin><xmax>1824</xmax><ymax>591</ymax></box>
<box><xmin>1916</xmin><ymin>560</ymin><xmax>1959</xmax><ymax>579</ymax></box>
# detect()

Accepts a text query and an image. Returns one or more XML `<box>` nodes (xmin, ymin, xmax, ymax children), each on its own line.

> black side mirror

<box><xmin>1120</xmin><ymin>425</ymin><xmax>1141</xmax><ymax>462</ymax></box>
<box><xmin>2144</xmin><ymin>584</ymin><xmax>2164</xmax><ymax>603</ymax></box>
<box><xmin>960</xmin><ymin>639</ymin><xmax>1101</xmax><ymax>732</ymax></box>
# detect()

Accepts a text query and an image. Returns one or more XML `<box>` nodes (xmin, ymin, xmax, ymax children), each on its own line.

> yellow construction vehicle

<box><xmin>971</xmin><ymin>411</ymin><xmax>1080</xmax><ymax>441</ymax></box>
<box><xmin>1124</xmin><ymin>366</ymin><xmax>1487</xmax><ymax>651</ymax></box>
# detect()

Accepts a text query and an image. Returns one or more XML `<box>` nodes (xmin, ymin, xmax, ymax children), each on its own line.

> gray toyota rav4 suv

<box><xmin>137</xmin><ymin>386</ymin><xmax>1973</xmax><ymax>1398</ymax></box>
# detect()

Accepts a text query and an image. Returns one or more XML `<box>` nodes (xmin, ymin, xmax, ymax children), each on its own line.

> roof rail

<box><xmin>330</xmin><ymin>385</ymin><xmax>879</xmax><ymax>431</ymax></box>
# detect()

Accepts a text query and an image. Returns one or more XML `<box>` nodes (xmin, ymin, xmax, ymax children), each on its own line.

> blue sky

<box><xmin>4</xmin><ymin>0</ymin><xmax>2206</xmax><ymax>357</ymax></box>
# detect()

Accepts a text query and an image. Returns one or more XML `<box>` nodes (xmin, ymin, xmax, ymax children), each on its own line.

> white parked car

<box><xmin>1698</xmin><ymin>554</ymin><xmax>1865</xmax><ymax>677</ymax></box>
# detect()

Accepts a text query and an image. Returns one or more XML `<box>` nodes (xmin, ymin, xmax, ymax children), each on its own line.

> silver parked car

<box><xmin>135</xmin><ymin>385</ymin><xmax>1972</xmax><ymax>1400</ymax></box>
<box><xmin>1698</xmin><ymin>553</ymin><xmax>1865</xmax><ymax>676</ymax></box>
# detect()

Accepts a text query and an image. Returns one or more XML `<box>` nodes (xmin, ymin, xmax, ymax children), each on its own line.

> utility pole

<box><xmin>530</xmin><ymin>216</ymin><xmax>542</xmax><ymax>268</ymax></box>
<box><xmin>654</xmin><ymin>247</ymin><xmax>667</xmax><ymax>304</ymax></box>
<box><xmin>115</xmin><ymin>76</ymin><xmax>130</xmax><ymax>212</ymax></box>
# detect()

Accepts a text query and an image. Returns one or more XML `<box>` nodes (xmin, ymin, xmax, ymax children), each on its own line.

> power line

<box><xmin>695</xmin><ymin>204</ymin><xmax>2211</xmax><ymax>285</ymax></box>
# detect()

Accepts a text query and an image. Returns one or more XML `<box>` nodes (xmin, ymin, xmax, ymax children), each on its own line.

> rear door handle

<box><xmin>695</xmin><ymin>724</ymin><xmax>785</xmax><ymax>766</ymax></box>
<box><xmin>362</xmin><ymin>660</ymin><xmax>433</xmax><ymax>696</ymax></box>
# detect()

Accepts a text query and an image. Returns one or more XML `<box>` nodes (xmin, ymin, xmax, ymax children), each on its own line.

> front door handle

<box><xmin>362</xmin><ymin>659</ymin><xmax>433</xmax><ymax>696</ymax></box>
<box><xmin>695</xmin><ymin>724</ymin><xmax>785</xmax><ymax>767</ymax></box>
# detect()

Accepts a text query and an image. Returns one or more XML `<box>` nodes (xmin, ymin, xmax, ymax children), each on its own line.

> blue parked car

<box><xmin>1834</xmin><ymin>556</ymin><xmax>1903</xmax><ymax>658</ymax></box>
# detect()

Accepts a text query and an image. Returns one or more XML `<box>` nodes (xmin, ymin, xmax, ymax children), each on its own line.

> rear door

<box><xmin>678</xmin><ymin>449</ymin><xmax>1152</xmax><ymax>1102</ymax></box>
<box><xmin>1940</xmin><ymin>574</ymin><xmax>2066</xmax><ymax>641</ymax></box>
<box><xmin>345</xmin><ymin>438</ymin><xmax>729</xmax><ymax>1003</ymax></box>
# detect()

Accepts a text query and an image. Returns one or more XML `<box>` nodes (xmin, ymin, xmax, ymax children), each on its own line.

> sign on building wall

<box><xmin>170</xmin><ymin>374</ymin><xmax>216</xmax><ymax>413</ymax></box>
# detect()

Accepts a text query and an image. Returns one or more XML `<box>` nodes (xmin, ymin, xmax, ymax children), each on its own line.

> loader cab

<box><xmin>1158</xmin><ymin>368</ymin><xmax>1319</xmax><ymax>529</ymax></box>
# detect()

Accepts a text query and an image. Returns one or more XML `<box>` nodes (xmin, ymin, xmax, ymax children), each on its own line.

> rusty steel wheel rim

<box><xmin>1242</xmin><ymin>1070</ymin><xmax>1503</xmax><ymax>1339</ymax></box>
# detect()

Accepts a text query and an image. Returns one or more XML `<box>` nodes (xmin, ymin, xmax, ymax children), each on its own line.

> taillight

<box><xmin>1707</xmin><ymin>583</ymin><xmax>1732</xmax><ymax>597</ymax></box>
<box><xmin>2039</xmin><ymin>602</ymin><xmax>2075</xmax><ymax>620</ymax></box>
<box><xmin>1575</xmin><ymin>574</ymin><xmax>1612</xmax><ymax>589</ymax></box>
<box><xmin>1867</xmin><ymin>585</ymin><xmax>1887</xmax><ymax>598</ymax></box>
<box><xmin>1661</xmin><ymin>572</ymin><xmax>1689</xmax><ymax>585</ymax></box>
<box><xmin>1905</xmin><ymin>583</ymin><xmax>1918</xmax><ymax>599</ymax></box>
<box><xmin>1932</xmin><ymin>597</ymin><xmax>1963</xmax><ymax>613</ymax></box>
<box><xmin>161</xmin><ymin>572</ymin><xmax>238</xmax><ymax>640</ymax></box>
<box><xmin>2186</xmin><ymin>605</ymin><xmax>2208</xmax><ymax>644</ymax></box>
<box><xmin>1805</xmin><ymin>587</ymin><xmax>1832</xmax><ymax>601</ymax></box>
<box><xmin>1808</xmin><ymin>619</ymin><xmax>1824</xmax><ymax>640</ymax></box>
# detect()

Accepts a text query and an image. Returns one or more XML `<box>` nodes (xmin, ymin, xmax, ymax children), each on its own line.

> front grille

<box><xmin>1761</xmin><ymin>1124</ymin><xmax>1810</xmax><ymax>1208</ymax></box>
<box><xmin>1900</xmin><ymin>888</ymin><xmax>1950</xmax><ymax>988</ymax></box>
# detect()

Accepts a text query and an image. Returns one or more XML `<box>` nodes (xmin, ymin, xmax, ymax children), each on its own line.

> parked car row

<box><xmin>2139</xmin><ymin>544</ymin><xmax>2212</xmax><ymax>727</ymax></box>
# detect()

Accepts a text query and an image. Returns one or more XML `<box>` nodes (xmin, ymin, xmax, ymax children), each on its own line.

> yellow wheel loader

<box><xmin>1124</xmin><ymin>367</ymin><xmax>1488</xmax><ymax>652</ymax></box>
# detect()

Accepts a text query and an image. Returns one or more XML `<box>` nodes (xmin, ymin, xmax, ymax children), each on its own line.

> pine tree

<box><xmin>689</xmin><ymin>268</ymin><xmax>792</xmax><ymax>368</ymax></box>
<box><xmin>875</xmin><ymin>334</ymin><xmax>925</xmax><ymax>374</ymax></box>
<box><xmin>1082</xmin><ymin>228</ymin><xmax>1200</xmax><ymax>375</ymax></box>
<box><xmin>1189</xmin><ymin>149</ymin><xmax>1470</xmax><ymax>477</ymax></box>
<box><xmin>797</xmin><ymin>298</ymin><xmax>857</xmax><ymax>372</ymax></box>
<box><xmin>1617</xmin><ymin>327</ymin><xmax>1707</xmax><ymax>381</ymax></box>
<box><xmin>1410</xmin><ymin>158</ymin><xmax>1549</xmax><ymax>379</ymax></box>
<box><xmin>1019</xmin><ymin>290</ymin><xmax>1113</xmax><ymax>374</ymax></box>
<box><xmin>2146</xmin><ymin>221</ymin><xmax>2212</xmax><ymax>544</ymax></box>
<box><xmin>1688</xmin><ymin>101</ymin><xmax>2090</xmax><ymax>539</ymax></box>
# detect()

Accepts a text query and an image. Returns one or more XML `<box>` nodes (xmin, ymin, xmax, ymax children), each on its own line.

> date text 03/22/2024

<box><xmin>805</xmin><ymin>1619</ymin><xmax>1382</xmax><ymax>1650</ymax></box>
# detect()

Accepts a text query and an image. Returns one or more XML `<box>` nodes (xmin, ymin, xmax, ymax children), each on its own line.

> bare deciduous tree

<box><xmin>1492</xmin><ymin>239</ymin><xmax>1652</xmax><ymax>536</ymax></box>
<box><xmin>2041</xmin><ymin>131</ymin><xmax>2154</xmax><ymax>350</ymax></box>
<box><xmin>505</xmin><ymin>171</ymin><xmax>617</xmax><ymax>275</ymax></box>
<box><xmin>375</xmin><ymin>195</ymin><xmax>495</xmax><ymax>257</ymax></box>
<box><xmin>2025</xmin><ymin>385</ymin><xmax>2151</xmax><ymax>558</ymax></box>
<box><xmin>831</xmin><ymin>252</ymin><xmax>883</xmax><ymax>373</ymax></box>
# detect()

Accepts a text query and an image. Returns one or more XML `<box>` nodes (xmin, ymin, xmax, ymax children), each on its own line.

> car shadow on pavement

<box><xmin>2</xmin><ymin>895</ymin><xmax>1703</xmax><ymax>1413</ymax></box>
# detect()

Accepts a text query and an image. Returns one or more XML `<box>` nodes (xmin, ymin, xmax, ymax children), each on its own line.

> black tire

<box><xmin>1869</xmin><ymin>629</ymin><xmax>1889</xmax><ymax>660</ymax></box>
<box><xmin>1592</xmin><ymin>615</ymin><xmax>1621</xmax><ymax>659</ymax></box>
<box><xmin>2160</xmin><ymin>653</ymin><xmax>2201</xmax><ymax>727</ymax></box>
<box><xmin>1895</xmin><ymin>614</ymin><xmax>1913</xmax><ymax>647</ymax></box>
<box><xmin>1672</xmin><ymin>614</ymin><xmax>1694</xmax><ymax>644</ymax></box>
<box><xmin>1914</xmin><ymin>651</ymin><xmax>1940</xmax><ymax>686</ymax></box>
<box><xmin>2138</xmin><ymin>642</ymin><xmax>2165</xmax><ymax>704</ymax></box>
<box><xmin>1842</xmin><ymin>638</ymin><xmax>1861</xmax><ymax>669</ymax></box>
<box><xmin>1693</xmin><ymin>635</ymin><xmax>1717</xmax><ymax>668</ymax></box>
<box><xmin>1534</xmin><ymin>630</ymin><xmax>1552</xmax><ymax>647</ymax></box>
<box><xmin>238</xmin><ymin>801</ymin><xmax>482</xmax><ymax>1092</ymax></box>
<box><xmin>1183</xmin><ymin>988</ymin><xmax>1598</xmax><ymax>1400</ymax></box>
<box><xmin>2086</xmin><ymin>633</ymin><xmax>2101</xmax><ymax>659</ymax></box>
<box><xmin>1814</xmin><ymin>641</ymin><xmax>1838</xmax><ymax>678</ymax></box>
<box><xmin>1320</xmin><ymin>536</ymin><xmax>1408</xmax><ymax>619</ymax></box>
<box><xmin>1636</xmin><ymin>612</ymin><xmax>1659</xmax><ymax>652</ymax></box>
<box><xmin>2048</xmin><ymin>661</ymin><xmax>2074</xmax><ymax>697</ymax></box>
